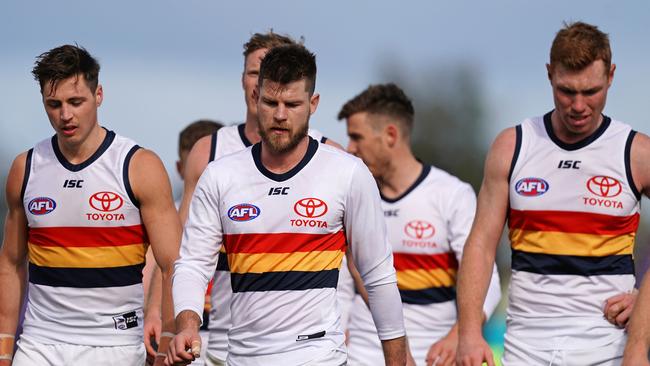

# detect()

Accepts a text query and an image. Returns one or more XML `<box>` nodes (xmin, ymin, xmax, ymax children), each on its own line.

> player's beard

<box><xmin>259</xmin><ymin>118</ymin><xmax>309</xmax><ymax>154</ymax></box>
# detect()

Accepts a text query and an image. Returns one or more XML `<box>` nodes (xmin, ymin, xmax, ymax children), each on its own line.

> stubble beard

<box><xmin>259</xmin><ymin>118</ymin><xmax>309</xmax><ymax>154</ymax></box>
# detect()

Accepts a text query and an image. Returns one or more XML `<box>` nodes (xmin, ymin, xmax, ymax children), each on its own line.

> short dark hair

<box><xmin>338</xmin><ymin>83</ymin><xmax>414</xmax><ymax>134</ymax></box>
<box><xmin>178</xmin><ymin>119</ymin><xmax>223</xmax><ymax>155</ymax></box>
<box><xmin>243</xmin><ymin>31</ymin><xmax>299</xmax><ymax>58</ymax></box>
<box><xmin>32</xmin><ymin>44</ymin><xmax>100</xmax><ymax>94</ymax></box>
<box><xmin>258</xmin><ymin>44</ymin><xmax>317</xmax><ymax>94</ymax></box>
<box><xmin>550</xmin><ymin>21</ymin><xmax>611</xmax><ymax>73</ymax></box>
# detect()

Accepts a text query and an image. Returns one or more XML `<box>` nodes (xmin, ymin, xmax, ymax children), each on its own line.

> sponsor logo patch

<box><xmin>228</xmin><ymin>204</ymin><xmax>261</xmax><ymax>222</ymax></box>
<box><xmin>28</xmin><ymin>197</ymin><xmax>56</xmax><ymax>215</ymax></box>
<box><xmin>515</xmin><ymin>177</ymin><xmax>549</xmax><ymax>196</ymax></box>
<box><xmin>587</xmin><ymin>176</ymin><xmax>622</xmax><ymax>198</ymax></box>
<box><xmin>89</xmin><ymin>191</ymin><xmax>124</xmax><ymax>212</ymax></box>
<box><xmin>291</xmin><ymin>197</ymin><xmax>328</xmax><ymax>228</ymax></box>
<box><xmin>402</xmin><ymin>219</ymin><xmax>438</xmax><ymax>248</ymax></box>
<box><xmin>112</xmin><ymin>311</ymin><xmax>138</xmax><ymax>330</ymax></box>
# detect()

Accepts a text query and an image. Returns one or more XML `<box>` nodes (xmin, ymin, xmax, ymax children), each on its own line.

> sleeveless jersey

<box><xmin>174</xmin><ymin>138</ymin><xmax>399</xmax><ymax>366</ymax></box>
<box><xmin>205</xmin><ymin>124</ymin><xmax>327</xmax><ymax>360</ymax></box>
<box><xmin>347</xmin><ymin>165</ymin><xmax>501</xmax><ymax>365</ymax></box>
<box><xmin>21</xmin><ymin>130</ymin><xmax>148</xmax><ymax>346</ymax></box>
<box><xmin>507</xmin><ymin>112</ymin><xmax>639</xmax><ymax>349</ymax></box>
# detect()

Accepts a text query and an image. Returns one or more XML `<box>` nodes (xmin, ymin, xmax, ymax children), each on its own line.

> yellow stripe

<box><xmin>397</xmin><ymin>268</ymin><xmax>456</xmax><ymax>290</ymax></box>
<box><xmin>510</xmin><ymin>229</ymin><xmax>634</xmax><ymax>256</ymax></box>
<box><xmin>229</xmin><ymin>250</ymin><xmax>344</xmax><ymax>273</ymax></box>
<box><xmin>28</xmin><ymin>243</ymin><xmax>145</xmax><ymax>268</ymax></box>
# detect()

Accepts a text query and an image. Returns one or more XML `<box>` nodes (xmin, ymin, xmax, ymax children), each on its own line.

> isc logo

<box><xmin>228</xmin><ymin>204</ymin><xmax>261</xmax><ymax>222</ymax></box>
<box><xmin>28</xmin><ymin>197</ymin><xmax>57</xmax><ymax>215</ymax></box>
<box><xmin>515</xmin><ymin>177</ymin><xmax>549</xmax><ymax>197</ymax></box>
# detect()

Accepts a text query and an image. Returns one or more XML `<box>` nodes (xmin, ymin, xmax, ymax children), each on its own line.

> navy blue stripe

<box><xmin>237</xmin><ymin>123</ymin><xmax>252</xmax><ymax>147</ymax></box>
<box><xmin>544</xmin><ymin>111</ymin><xmax>611</xmax><ymax>151</ymax></box>
<box><xmin>399</xmin><ymin>286</ymin><xmax>455</xmax><ymax>305</ymax></box>
<box><xmin>320</xmin><ymin>136</ymin><xmax>327</xmax><ymax>144</ymax></box>
<box><xmin>231</xmin><ymin>269</ymin><xmax>339</xmax><ymax>293</ymax></box>
<box><xmin>52</xmin><ymin>129</ymin><xmax>116</xmax><ymax>172</ymax></box>
<box><xmin>508</xmin><ymin>124</ymin><xmax>522</xmax><ymax>182</ymax></box>
<box><xmin>123</xmin><ymin>145</ymin><xmax>141</xmax><ymax>208</ymax></box>
<box><xmin>252</xmin><ymin>137</ymin><xmax>318</xmax><ymax>182</ymax></box>
<box><xmin>20</xmin><ymin>149</ymin><xmax>33</xmax><ymax>201</ymax></box>
<box><xmin>625</xmin><ymin>130</ymin><xmax>641</xmax><ymax>201</ymax></box>
<box><xmin>209</xmin><ymin>132</ymin><xmax>218</xmax><ymax>162</ymax></box>
<box><xmin>29</xmin><ymin>263</ymin><xmax>144</xmax><ymax>288</ymax></box>
<box><xmin>381</xmin><ymin>163</ymin><xmax>430</xmax><ymax>203</ymax></box>
<box><xmin>511</xmin><ymin>249</ymin><xmax>634</xmax><ymax>276</ymax></box>
<box><xmin>215</xmin><ymin>252</ymin><xmax>230</xmax><ymax>271</ymax></box>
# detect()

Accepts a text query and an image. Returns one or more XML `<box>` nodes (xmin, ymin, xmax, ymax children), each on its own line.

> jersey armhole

<box><xmin>320</xmin><ymin>136</ymin><xmax>328</xmax><ymax>144</ymax></box>
<box><xmin>209</xmin><ymin>132</ymin><xmax>218</xmax><ymax>162</ymax></box>
<box><xmin>507</xmin><ymin>125</ymin><xmax>522</xmax><ymax>183</ymax></box>
<box><xmin>123</xmin><ymin>145</ymin><xmax>142</xmax><ymax>208</ymax></box>
<box><xmin>624</xmin><ymin>130</ymin><xmax>642</xmax><ymax>201</ymax></box>
<box><xmin>20</xmin><ymin>149</ymin><xmax>34</xmax><ymax>201</ymax></box>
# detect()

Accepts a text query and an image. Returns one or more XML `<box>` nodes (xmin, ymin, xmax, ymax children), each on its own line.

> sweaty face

<box><xmin>242</xmin><ymin>48</ymin><xmax>268</xmax><ymax>119</ymax></box>
<box><xmin>42</xmin><ymin>74</ymin><xmax>103</xmax><ymax>148</ymax></box>
<box><xmin>257</xmin><ymin>79</ymin><xmax>318</xmax><ymax>154</ymax></box>
<box><xmin>549</xmin><ymin>59</ymin><xmax>614</xmax><ymax>141</ymax></box>
<box><xmin>346</xmin><ymin>112</ymin><xmax>391</xmax><ymax>179</ymax></box>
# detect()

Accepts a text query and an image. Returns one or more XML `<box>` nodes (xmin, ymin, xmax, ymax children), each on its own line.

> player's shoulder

<box><xmin>316</xmin><ymin>140</ymin><xmax>363</xmax><ymax>167</ymax></box>
<box><xmin>425</xmin><ymin>165</ymin><xmax>474</xmax><ymax>195</ymax></box>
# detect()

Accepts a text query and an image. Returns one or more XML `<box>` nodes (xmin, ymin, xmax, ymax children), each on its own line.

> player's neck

<box><xmin>244</xmin><ymin>113</ymin><xmax>262</xmax><ymax>144</ymax></box>
<box><xmin>261</xmin><ymin>135</ymin><xmax>310</xmax><ymax>174</ymax></box>
<box><xmin>57</xmin><ymin>124</ymin><xmax>106</xmax><ymax>164</ymax></box>
<box><xmin>379</xmin><ymin>151</ymin><xmax>422</xmax><ymax>200</ymax></box>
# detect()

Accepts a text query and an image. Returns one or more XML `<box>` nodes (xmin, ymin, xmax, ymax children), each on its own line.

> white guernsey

<box><xmin>173</xmin><ymin>138</ymin><xmax>405</xmax><ymax>365</ymax></box>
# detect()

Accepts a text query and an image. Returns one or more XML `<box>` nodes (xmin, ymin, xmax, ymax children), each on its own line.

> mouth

<box><xmin>61</xmin><ymin>125</ymin><xmax>78</xmax><ymax>136</ymax></box>
<box><xmin>270</xmin><ymin>127</ymin><xmax>289</xmax><ymax>135</ymax></box>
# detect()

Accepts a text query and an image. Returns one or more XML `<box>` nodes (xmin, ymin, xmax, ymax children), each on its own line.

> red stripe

<box><xmin>223</xmin><ymin>231</ymin><xmax>346</xmax><ymax>254</ymax></box>
<box><xmin>508</xmin><ymin>209</ymin><xmax>639</xmax><ymax>235</ymax></box>
<box><xmin>28</xmin><ymin>225</ymin><xmax>147</xmax><ymax>248</ymax></box>
<box><xmin>393</xmin><ymin>252</ymin><xmax>458</xmax><ymax>271</ymax></box>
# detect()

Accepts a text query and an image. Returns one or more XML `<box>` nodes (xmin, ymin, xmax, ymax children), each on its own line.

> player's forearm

<box><xmin>175</xmin><ymin>310</ymin><xmax>202</xmax><ymax>334</ymax></box>
<box><xmin>160</xmin><ymin>265</ymin><xmax>176</xmax><ymax>334</ymax></box>
<box><xmin>144</xmin><ymin>265</ymin><xmax>162</xmax><ymax>320</ymax></box>
<box><xmin>381</xmin><ymin>336</ymin><xmax>407</xmax><ymax>366</ymax></box>
<box><xmin>0</xmin><ymin>261</ymin><xmax>26</xmax><ymax>336</ymax></box>
<box><xmin>625</xmin><ymin>276</ymin><xmax>650</xmax><ymax>351</ymax></box>
<box><xmin>457</xmin><ymin>242</ymin><xmax>495</xmax><ymax>336</ymax></box>
<box><xmin>366</xmin><ymin>280</ymin><xmax>406</xmax><ymax>340</ymax></box>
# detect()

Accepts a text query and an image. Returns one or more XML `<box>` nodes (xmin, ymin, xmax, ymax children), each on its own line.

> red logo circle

<box><xmin>89</xmin><ymin>191</ymin><xmax>124</xmax><ymax>212</ymax></box>
<box><xmin>586</xmin><ymin>176</ymin><xmax>622</xmax><ymax>198</ymax></box>
<box><xmin>293</xmin><ymin>198</ymin><xmax>328</xmax><ymax>218</ymax></box>
<box><xmin>404</xmin><ymin>220</ymin><xmax>435</xmax><ymax>240</ymax></box>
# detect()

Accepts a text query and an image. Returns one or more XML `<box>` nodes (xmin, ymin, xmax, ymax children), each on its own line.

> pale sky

<box><xmin>2</xmin><ymin>1</ymin><xmax>649</xmax><ymax>196</ymax></box>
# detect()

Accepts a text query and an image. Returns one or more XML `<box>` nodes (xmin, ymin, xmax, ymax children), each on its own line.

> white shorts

<box><xmin>13</xmin><ymin>334</ymin><xmax>145</xmax><ymax>366</ymax></box>
<box><xmin>502</xmin><ymin>332</ymin><xmax>626</xmax><ymax>366</ymax></box>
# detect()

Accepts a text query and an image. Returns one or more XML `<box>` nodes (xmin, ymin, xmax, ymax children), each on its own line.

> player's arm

<box><xmin>623</xmin><ymin>270</ymin><xmax>650</xmax><ymax>366</ymax></box>
<box><xmin>143</xmin><ymin>134</ymin><xmax>213</xmax><ymax>361</ymax></box>
<box><xmin>0</xmin><ymin>153</ymin><xmax>30</xmax><ymax>365</ymax></box>
<box><xmin>168</xmin><ymin>164</ymin><xmax>223</xmax><ymax>364</ymax></box>
<box><xmin>345</xmin><ymin>161</ymin><xmax>407</xmax><ymax>366</ymax></box>
<box><xmin>603</xmin><ymin>132</ymin><xmax>650</xmax><ymax>329</ymax></box>
<box><xmin>129</xmin><ymin>149</ymin><xmax>182</xmax><ymax>365</ymax></box>
<box><xmin>456</xmin><ymin>128</ymin><xmax>515</xmax><ymax>366</ymax></box>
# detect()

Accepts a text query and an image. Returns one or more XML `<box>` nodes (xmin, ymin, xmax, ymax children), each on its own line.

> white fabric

<box><xmin>173</xmin><ymin>139</ymin><xmax>404</xmax><ymax>365</ymax></box>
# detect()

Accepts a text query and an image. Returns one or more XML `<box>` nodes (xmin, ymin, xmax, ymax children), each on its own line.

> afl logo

<box><xmin>587</xmin><ymin>176</ymin><xmax>622</xmax><ymax>198</ymax></box>
<box><xmin>89</xmin><ymin>191</ymin><xmax>124</xmax><ymax>212</ymax></box>
<box><xmin>28</xmin><ymin>197</ymin><xmax>56</xmax><ymax>215</ymax></box>
<box><xmin>404</xmin><ymin>220</ymin><xmax>435</xmax><ymax>240</ymax></box>
<box><xmin>294</xmin><ymin>198</ymin><xmax>328</xmax><ymax>218</ymax></box>
<box><xmin>228</xmin><ymin>204</ymin><xmax>260</xmax><ymax>222</ymax></box>
<box><xmin>515</xmin><ymin>177</ymin><xmax>549</xmax><ymax>197</ymax></box>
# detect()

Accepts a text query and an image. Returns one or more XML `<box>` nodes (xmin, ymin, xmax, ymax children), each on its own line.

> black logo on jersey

<box><xmin>296</xmin><ymin>330</ymin><xmax>325</xmax><ymax>341</ymax></box>
<box><xmin>268</xmin><ymin>187</ymin><xmax>290</xmax><ymax>196</ymax></box>
<box><xmin>558</xmin><ymin>160</ymin><xmax>581</xmax><ymax>169</ymax></box>
<box><xmin>63</xmin><ymin>179</ymin><xmax>84</xmax><ymax>188</ymax></box>
<box><xmin>384</xmin><ymin>209</ymin><xmax>399</xmax><ymax>217</ymax></box>
<box><xmin>112</xmin><ymin>311</ymin><xmax>138</xmax><ymax>330</ymax></box>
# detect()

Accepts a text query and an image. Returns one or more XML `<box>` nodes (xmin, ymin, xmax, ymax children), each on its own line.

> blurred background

<box><xmin>2</xmin><ymin>1</ymin><xmax>650</xmax><ymax>363</ymax></box>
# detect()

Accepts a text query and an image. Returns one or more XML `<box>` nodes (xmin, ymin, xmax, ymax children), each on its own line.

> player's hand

<box><xmin>165</xmin><ymin>328</ymin><xmax>201</xmax><ymax>366</ymax></box>
<box><xmin>456</xmin><ymin>334</ymin><xmax>494</xmax><ymax>366</ymax></box>
<box><xmin>144</xmin><ymin>311</ymin><xmax>162</xmax><ymax>361</ymax></box>
<box><xmin>604</xmin><ymin>289</ymin><xmax>638</xmax><ymax>328</ymax></box>
<box><xmin>426</xmin><ymin>328</ymin><xmax>458</xmax><ymax>366</ymax></box>
<box><xmin>622</xmin><ymin>342</ymin><xmax>650</xmax><ymax>366</ymax></box>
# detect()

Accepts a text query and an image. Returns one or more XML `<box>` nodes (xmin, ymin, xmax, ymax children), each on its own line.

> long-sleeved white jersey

<box><xmin>347</xmin><ymin>164</ymin><xmax>501</xmax><ymax>365</ymax></box>
<box><xmin>173</xmin><ymin>137</ymin><xmax>405</xmax><ymax>365</ymax></box>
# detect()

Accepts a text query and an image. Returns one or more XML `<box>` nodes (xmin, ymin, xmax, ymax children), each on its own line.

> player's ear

<box><xmin>309</xmin><ymin>93</ymin><xmax>320</xmax><ymax>115</ymax></box>
<box><xmin>385</xmin><ymin>123</ymin><xmax>399</xmax><ymax>147</ymax></box>
<box><xmin>95</xmin><ymin>84</ymin><xmax>103</xmax><ymax>107</ymax></box>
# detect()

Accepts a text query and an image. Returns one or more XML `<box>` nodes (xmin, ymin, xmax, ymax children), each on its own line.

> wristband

<box><xmin>161</xmin><ymin>332</ymin><xmax>175</xmax><ymax>338</ymax></box>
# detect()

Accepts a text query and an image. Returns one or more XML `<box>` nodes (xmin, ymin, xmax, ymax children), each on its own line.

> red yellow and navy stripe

<box><xmin>223</xmin><ymin>231</ymin><xmax>346</xmax><ymax>293</ymax></box>
<box><xmin>393</xmin><ymin>252</ymin><xmax>458</xmax><ymax>304</ymax></box>
<box><xmin>27</xmin><ymin>225</ymin><xmax>147</xmax><ymax>288</ymax></box>
<box><xmin>509</xmin><ymin>209</ymin><xmax>637</xmax><ymax>276</ymax></box>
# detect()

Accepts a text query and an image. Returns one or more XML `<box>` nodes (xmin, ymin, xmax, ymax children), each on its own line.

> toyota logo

<box><xmin>587</xmin><ymin>176</ymin><xmax>622</xmax><ymax>198</ymax></box>
<box><xmin>404</xmin><ymin>220</ymin><xmax>435</xmax><ymax>240</ymax></box>
<box><xmin>89</xmin><ymin>191</ymin><xmax>124</xmax><ymax>212</ymax></box>
<box><xmin>293</xmin><ymin>198</ymin><xmax>328</xmax><ymax>218</ymax></box>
